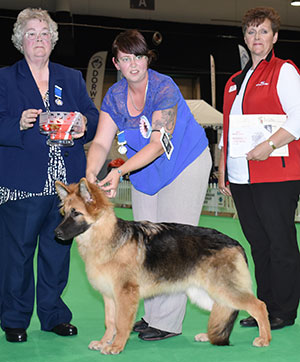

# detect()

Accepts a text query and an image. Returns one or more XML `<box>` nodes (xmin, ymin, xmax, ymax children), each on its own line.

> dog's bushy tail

<box><xmin>207</xmin><ymin>303</ymin><xmax>238</xmax><ymax>346</ymax></box>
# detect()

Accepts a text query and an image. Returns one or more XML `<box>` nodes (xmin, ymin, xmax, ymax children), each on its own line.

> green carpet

<box><xmin>1</xmin><ymin>210</ymin><xmax>299</xmax><ymax>362</ymax></box>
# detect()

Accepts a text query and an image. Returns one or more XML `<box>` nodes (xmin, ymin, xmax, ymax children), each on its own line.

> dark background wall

<box><xmin>1</xmin><ymin>8</ymin><xmax>300</xmax><ymax>112</ymax></box>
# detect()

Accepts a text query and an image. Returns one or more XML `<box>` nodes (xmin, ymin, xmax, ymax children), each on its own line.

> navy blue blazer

<box><xmin>0</xmin><ymin>58</ymin><xmax>99</xmax><ymax>192</ymax></box>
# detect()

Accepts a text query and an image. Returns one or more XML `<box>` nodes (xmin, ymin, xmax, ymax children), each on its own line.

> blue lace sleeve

<box><xmin>101</xmin><ymin>80</ymin><xmax>130</xmax><ymax>129</ymax></box>
<box><xmin>101</xmin><ymin>87</ymin><xmax>118</xmax><ymax>115</ymax></box>
<box><xmin>150</xmin><ymin>71</ymin><xmax>181</xmax><ymax>111</ymax></box>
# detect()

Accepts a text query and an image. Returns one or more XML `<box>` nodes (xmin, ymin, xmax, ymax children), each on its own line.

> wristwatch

<box><xmin>267</xmin><ymin>139</ymin><xmax>276</xmax><ymax>150</ymax></box>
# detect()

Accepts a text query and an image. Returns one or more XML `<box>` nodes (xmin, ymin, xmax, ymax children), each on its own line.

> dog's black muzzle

<box><xmin>55</xmin><ymin>215</ymin><xmax>90</xmax><ymax>241</ymax></box>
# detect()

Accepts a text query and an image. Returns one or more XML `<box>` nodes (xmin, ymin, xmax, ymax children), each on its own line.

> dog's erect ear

<box><xmin>55</xmin><ymin>181</ymin><xmax>70</xmax><ymax>201</ymax></box>
<box><xmin>79</xmin><ymin>178</ymin><xmax>94</xmax><ymax>203</ymax></box>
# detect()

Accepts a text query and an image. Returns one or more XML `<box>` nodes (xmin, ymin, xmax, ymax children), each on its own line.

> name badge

<box><xmin>229</xmin><ymin>85</ymin><xmax>237</xmax><ymax>93</ymax></box>
<box><xmin>160</xmin><ymin>127</ymin><xmax>174</xmax><ymax>160</ymax></box>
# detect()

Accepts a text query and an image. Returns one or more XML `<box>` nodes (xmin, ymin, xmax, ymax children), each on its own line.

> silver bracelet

<box><xmin>117</xmin><ymin>169</ymin><xmax>123</xmax><ymax>182</ymax></box>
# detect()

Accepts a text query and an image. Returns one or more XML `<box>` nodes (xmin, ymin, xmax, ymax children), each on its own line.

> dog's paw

<box><xmin>194</xmin><ymin>333</ymin><xmax>209</xmax><ymax>342</ymax></box>
<box><xmin>252</xmin><ymin>337</ymin><xmax>270</xmax><ymax>347</ymax></box>
<box><xmin>101</xmin><ymin>343</ymin><xmax>124</xmax><ymax>355</ymax></box>
<box><xmin>88</xmin><ymin>340</ymin><xmax>105</xmax><ymax>351</ymax></box>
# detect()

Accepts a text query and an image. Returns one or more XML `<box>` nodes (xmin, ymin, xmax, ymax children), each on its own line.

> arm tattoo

<box><xmin>153</xmin><ymin>104</ymin><xmax>177</xmax><ymax>133</ymax></box>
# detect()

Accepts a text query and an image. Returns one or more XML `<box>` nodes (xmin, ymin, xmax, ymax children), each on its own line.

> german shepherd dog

<box><xmin>55</xmin><ymin>178</ymin><xmax>271</xmax><ymax>355</ymax></box>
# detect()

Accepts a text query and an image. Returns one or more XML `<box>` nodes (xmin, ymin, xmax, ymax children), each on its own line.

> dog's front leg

<box><xmin>89</xmin><ymin>296</ymin><xmax>116</xmax><ymax>352</ymax></box>
<box><xmin>101</xmin><ymin>283</ymin><xmax>139</xmax><ymax>355</ymax></box>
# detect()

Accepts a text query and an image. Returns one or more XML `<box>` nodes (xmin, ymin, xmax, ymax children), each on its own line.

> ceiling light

<box><xmin>291</xmin><ymin>1</ymin><xmax>300</xmax><ymax>6</ymax></box>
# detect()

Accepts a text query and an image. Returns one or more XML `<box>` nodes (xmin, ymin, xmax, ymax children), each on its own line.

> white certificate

<box><xmin>229</xmin><ymin>114</ymin><xmax>289</xmax><ymax>158</ymax></box>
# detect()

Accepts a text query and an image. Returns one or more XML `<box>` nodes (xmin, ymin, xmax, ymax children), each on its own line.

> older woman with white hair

<box><xmin>0</xmin><ymin>8</ymin><xmax>98</xmax><ymax>342</ymax></box>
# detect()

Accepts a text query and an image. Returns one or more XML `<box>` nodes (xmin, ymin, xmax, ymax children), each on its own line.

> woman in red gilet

<box><xmin>219</xmin><ymin>7</ymin><xmax>300</xmax><ymax>330</ymax></box>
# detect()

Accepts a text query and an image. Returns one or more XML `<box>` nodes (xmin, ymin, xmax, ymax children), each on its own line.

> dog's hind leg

<box><xmin>243</xmin><ymin>295</ymin><xmax>271</xmax><ymax>347</ymax></box>
<box><xmin>222</xmin><ymin>292</ymin><xmax>271</xmax><ymax>347</ymax></box>
<box><xmin>89</xmin><ymin>296</ymin><xmax>116</xmax><ymax>352</ymax></box>
<box><xmin>101</xmin><ymin>282</ymin><xmax>140</xmax><ymax>355</ymax></box>
<box><xmin>209</xmin><ymin>290</ymin><xmax>271</xmax><ymax>346</ymax></box>
<box><xmin>213</xmin><ymin>260</ymin><xmax>271</xmax><ymax>347</ymax></box>
<box><xmin>204</xmin><ymin>303</ymin><xmax>238</xmax><ymax>346</ymax></box>
<box><xmin>189</xmin><ymin>290</ymin><xmax>237</xmax><ymax>345</ymax></box>
<box><xmin>187</xmin><ymin>286</ymin><xmax>214</xmax><ymax>343</ymax></box>
<box><xmin>205</xmin><ymin>250</ymin><xmax>271</xmax><ymax>347</ymax></box>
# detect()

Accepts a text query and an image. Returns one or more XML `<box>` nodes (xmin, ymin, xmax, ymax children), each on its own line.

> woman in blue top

<box><xmin>86</xmin><ymin>29</ymin><xmax>212</xmax><ymax>342</ymax></box>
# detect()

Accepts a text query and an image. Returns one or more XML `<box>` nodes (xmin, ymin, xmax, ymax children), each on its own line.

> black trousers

<box><xmin>230</xmin><ymin>181</ymin><xmax>300</xmax><ymax>321</ymax></box>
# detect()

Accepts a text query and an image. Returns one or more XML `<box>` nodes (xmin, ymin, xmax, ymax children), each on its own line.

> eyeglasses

<box><xmin>246</xmin><ymin>28</ymin><xmax>270</xmax><ymax>36</ymax></box>
<box><xmin>24</xmin><ymin>30</ymin><xmax>51</xmax><ymax>41</ymax></box>
<box><xmin>117</xmin><ymin>55</ymin><xmax>147</xmax><ymax>64</ymax></box>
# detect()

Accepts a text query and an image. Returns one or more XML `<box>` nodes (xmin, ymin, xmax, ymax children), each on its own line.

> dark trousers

<box><xmin>230</xmin><ymin>181</ymin><xmax>300</xmax><ymax>320</ymax></box>
<box><xmin>0</xmin><ymin>195</ymin><xmax>72</xmax><ymax>331</ymax></box>
<box><xmin>0</xmin><ymin>209</ymin><xmax>4</xmax><ymax>319</ymax></box>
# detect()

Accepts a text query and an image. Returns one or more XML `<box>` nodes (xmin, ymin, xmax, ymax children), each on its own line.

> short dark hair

<box><xmin>112</xmin><ymin>29</ymin><xmax>156</xmax><ymax>65</ymax></box>
<box><xmin>242</xmin><ymin>7</ymin><xmax>281</xmax><ymax>35</ymax></box>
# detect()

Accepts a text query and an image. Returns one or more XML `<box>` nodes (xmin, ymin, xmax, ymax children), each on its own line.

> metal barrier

<box><xmin>202</xmin><ymin>185</ymin><xmax>237</xmax><ymax>216</ymax></box>
<box><xmin>112</xmin><ymin>182</ymin><xmax>300</xmax><ymax>221</ymax></box>
<box><xmin>112</xmin><ymin>182</ymin><xmax>237</xmax><ymax>216</ymax></box>
<box><xmin>112</xmin><ymin>180</ymin><xmax>132</xmax><ymax>207</ymax></box>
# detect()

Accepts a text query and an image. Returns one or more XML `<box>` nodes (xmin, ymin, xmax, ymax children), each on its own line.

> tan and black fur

<box><xmin>55</xmin><ymin>178</ymin><xmax>271</xmax><ymax>355</ymax></box>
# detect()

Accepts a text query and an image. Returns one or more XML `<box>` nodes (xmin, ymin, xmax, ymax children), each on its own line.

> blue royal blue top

<box><xmin>101</xmin><ymin>69</ymin><xmax>208</xmax><ymax>195</ymax></box>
